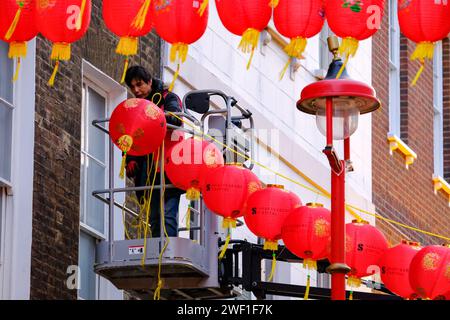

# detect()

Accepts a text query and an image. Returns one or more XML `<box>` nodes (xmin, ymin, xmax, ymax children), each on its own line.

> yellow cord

<box><xmin>131</xmin><ymin>0</ymin><xmax>151</xmax><ymax>31</ymax></box>
<box><xmin>349</xmin><ymin>291</ymin><xmax>353</xmax><ymax>300</ymax></box>
<box><xmin>185</xmin><ymin>204</ymin><xmax>191</xmax><ymax>234</ymax></box>
<box><xmin>304</xmin><ymin>274</ymin><xmax>311</xmax><ymax>300</ymax></box>
<box><xmin>411</xmin><ymin>60</ymin><xmax>425</xmax><ymax>87</ymax></box>
<box><xmin>218</xmin><ymin>232</ymin><xmax>231</xmax><ymax>260</ymax></box>
<box><xmin>279</xmin><ymin>57</ymin><xmax>292</xmax><ymax>81</ymax></box>
<box><xmin>267</xmin><ymin>253</ymin><xmax>277</xmax><ymax>282</ymax></box>
<box><xmin>48</xmin><ymin>61</ymin><xmax>60</xmax><ymax>87</ymax></box>
<box><xmin>12</xmin><ymin>57</ymin><xmax>20</xmax><ymax>82</ymax></box>
<box><xmin>4</xmin><ymin>2</ymin><xmax>23</xmax><ymax>40</ymax></box>
<box><xmin>197</xmin><ymin>0</ymin><xmax>208</xmax><ymax>16</ymax></box>
<box><xmin>336</xmin><ymin>37</ymin><xmax>359</xmax><ymax>79</ymax></box>
<box><xmin>75</xmin><ymin>0</ymin><xmax>87</xmax><ymax>31</ymax></box>
<box><xmin>166</xmin><ymin>112</ymin><xmax>450</xmax><ymax>243</ymax></box>
<box><xmin>120</xmin><ymin>58</ymin><xmax>129</xmax><ymax>84</ymax></box>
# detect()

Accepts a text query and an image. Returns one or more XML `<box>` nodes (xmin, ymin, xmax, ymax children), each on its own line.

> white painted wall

<box><xmin>163</xmin><ymin>2</ymin><xmax>377</xmax><ymax>299</ymax></box>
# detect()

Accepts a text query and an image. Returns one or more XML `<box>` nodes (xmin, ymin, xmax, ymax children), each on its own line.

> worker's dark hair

<box><xmin>124</xmin><ymin>66</ymin><xmax>152</xmax><ymax>87</ymax></box>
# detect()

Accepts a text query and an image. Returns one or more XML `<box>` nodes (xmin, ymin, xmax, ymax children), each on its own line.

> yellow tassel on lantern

<box><xmin>267</xmin><ymin>253</ymin><xmax>277</xmax><ymax>282</ymax></box>
<box><xmin>349</xmin><ymin>290</ymin><xmax>353</xmax><ymax>300</ymax></box>
<box><xmin>116</xmin><ymin>37</ymin><xmax>139</xmax><ymax>56</ymax></box>
<box><xmin>9</xmin><ymin>42</ymin><xmax>27</xmax><ymax>82</ymax></box>
<box><xmin>168</xmin><ymin>43</ymin><xmax>189</xmax><ymax>91</ymax></box>
<box><xmin>4</xmin><ymin>2</ymin><xmax>24</xmax><ymax>41</ymax></box>
<box><xmin>186</xmin><ymin>205</ymin><xmax>191</xmax><ymax>232</ymax></box>
<box><xmin>269</xmin><ymin>0</ymin><xmax>279</xmax><ymax>8</ymax></box>
<box><xmin>75</xmin><ymin>0</ymin><xmax>87</xmax><ymax>31</ymax></box>
<box><xmin>303</xmin><ymin>258</ymin><xmax>318</xmax><ymax>271</ymax></box>
<box><xmin>186</xmin><ymin>187</ymin><xmax>200</xmax><ymax>201</ymax></box>
<box><xmin>222</xmin><ymin>217</ymin><xmax>237</xmax><ymax>229</ymax></box>
<box><xmin>263</xmin><ymin>240</ymin><xmax>278</xmax><ymax>251</ymax></box>
<box><xmin>131</xmin><ymin>0</ymin><xmax>151</xmax><ymax>31</ymax></box>
<box><xmin>120</xmin><ymin>58</ymin><xmax>130</xmax><ymax>84</ymax></box>
<box><xmin>304</xmin><ymin>274</ymin><xmax>311</xmax><ymax>300</ymax></box>
<box><xmin>51</xmin><ymin>43</ymin><xmax>71</xmax><ymax>61</ymax></box>
<box><xmin>197</xmin><ymin>0</ymin><xmax>209</xmax><ymax>16</ymax></box>
<box><xmin>279</xmin><ymin>37</ymin><xmax>307</xmax><ymax>80</ymax></box>
<box><xmin>238</xmin><ymin>28</ymin><xmax>260</xmax><ymax>70</ymax></box>
<box><xmin>117</xmin><ymin>135</ymin><xmax>134</xmax><ymax>179</ymax></box>
<box><xmin>347</xmin><ymin>275</ymin><xmax>362</xmax><ymax>288</ymax></box>
<box><xmin>219</xmin><ymin>233</ymin><xmax>231</xmax><ymax>260</ymax></box>
<box><xmin>410</xmin><ymin>42</ymin><xmax>435</xmax><ymax>86</ymax></box>
<box><xmin>12</xmin><ymin>57</ymin><xmax>21</xmax><ymax>82</ymax></box>
<box><xmin>336</xmin><ymin>37</ymin><xmax>359</xmax><ymax>79</ymax></box>
<box><xmin>48</xmin><ymin>61</ymin><xmax>60</xmax><ymax>87</ymax></box>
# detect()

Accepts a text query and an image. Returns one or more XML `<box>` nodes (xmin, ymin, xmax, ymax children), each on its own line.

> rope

<box><xmin>166</xmin><ymin>111</ymin><xmax>450</xmax><ymax>243</ymax></box>
<box><xmin>267</xmin><ymin>252</ymin><xmax>277</xmax><ymax>282</ymax></box>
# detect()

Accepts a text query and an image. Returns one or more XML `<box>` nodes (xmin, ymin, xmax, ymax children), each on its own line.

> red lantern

<box><xmin>215</xmin><ymin>0</ymin><xmax>272</xmax><ymax>69</ymax></box>
<box><xmin>273</xmin><ymin>0</ymin><xmax>325</xmax><ymax>79</ymax></box>
<box><xmin>281</xmin><ymin>203</ymin><xmax>331</xmax><ymax>270</ymax></box>
<box><xmin>165</xmin><ymin>138</ymin><xmax>224</xmax><ymax>200</ymax></box>
<box><xmin>325</xmin><ymin>0</ymin><xmax>385</xmax><ymax>78</ymax></box>
<box><xmin>109</xmin><ymin>98</ymin><xmax>167</xmax><ymax>178</ymax></box>
<box><xmin>103</xmin><ymin>0</ymin><xmax>153</xmax><ymax>83</ymax></box>
<box><xmin>379</xmin><ymin>240</ymin><xmax>422</xmax><ymax>299</ymax></box>
<box><xmin>36</xmin><ymin>0</ymin><xmax>91</xmax><ymax>86</ymax></box>
<box><xmin>244</xmin><ymin>185</ymin><xmax>301</xmax><ymax>251</ymax></box>
<box><xmin>0</xmin><ymin>0</ymin><xmax>38</xmax><ymax>81</ymax></box>
<box><xmin>202</xmin><ymin>163</ymin><xmax>262</xmax><ymax>229</ymax></box>
<box><xmin>345</xmin><ymin>220</ymin><xmax>389</xmax><ymax>289</ymax></box>
<box><xmin>152</xmin><ymin>0</ymin><xmax>208</xmax><ymax>91</ymax></box>
<box><xmin>398</xmin><ymin>0</ymin><xmax>450</xmax><ymax>85</ymax></box>
<box><xmin>409</xmin><ymin>245</ymin><xmax>450</xmax><ymax>300</ymax></box>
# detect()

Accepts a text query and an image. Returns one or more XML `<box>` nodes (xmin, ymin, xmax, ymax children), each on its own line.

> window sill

<box><xmin>432</xmin><ymin>175</ymin><xmax>450</xmax><ymax>207</ymax></box>
<box><xmin>387</xmin><ymin>133</ymin><xmax>417</xmax><ymax>169</ymax></box>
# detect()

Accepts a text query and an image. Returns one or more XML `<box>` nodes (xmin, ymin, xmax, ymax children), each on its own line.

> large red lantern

<box><xmin>281</xmin><ymin>203</ymin><xmax>331</xmax><ymax>269</ymax></box>
<box><xmin>215</xmin><ymin>0</ymin><xmax>272</xmax><ymax>69</ymax></box>
<box><xmin>0</xmin><ymin>0</ymin><xmax>38</xmax><ymax>81</ymax></box>
<box><xmin>152</xmin><ymin>0</ymin><xmax>208</xmax><ymax>91</ymax></box>
<box><xmin>165</xmin><ymin>138</ymin><xmax>224</xmax><ymax>201</ymax></box>
<box><xmin>109</xmin><ymin>98</ymin><xmax>167</xmax><ymax>179</ymax></box>
<box><xmin>273</xmin><ymin>0</ymin><xmax>325</xmax><ymax>79</ymax></box>
<box><xmin>202</xmin><ymin>163</ymin><xmax>262</xmax><ymax>229</ymax></box>
<box><xmin>244</xmin><ymin>185</ymin><xmax>301</xmax><ymax>251</ymax></box>
<box><xmin>379</xmin><ymin>240</ymin><xmax>422</xmax><ymax>299</ymax></box>
<box><xmin>345</xmin><ymin>220</ymin><xmax>389</xmax><ymax>290</ymax></box>
<box><xmin>36</xmin><ymin>0</ymin><xmax>91</xmax><ymax>86</ymax></box>
<box><xmin>409</xmin><ymin>245</ymin><xmax>450</xmax><ymax>300</ymax></box>
<box><xmin>398</xmin><ymin>0</ymin><xmax>450</xmax><ymax>85</ymax></box>
<box><xmin>103</xmin><ymin>0</ymin><xmax>153</xmax><ymax>83</ymax></box>
<box><xmin>325</xmin><ymin>0</ymin><xmax>385</xmax><ymax>78</ymax></box>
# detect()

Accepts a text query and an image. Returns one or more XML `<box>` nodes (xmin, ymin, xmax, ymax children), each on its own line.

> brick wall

<box><xmin>443</xmin><ymin>38</ymin><xmax>450</xmax><ymax>181</ymax></box>
<box><xmin>31</xmin><ymin>0</ymin><xmax>161</xmax><ymax>299</ymax></box>
<box><xmin>372</xmin><ymin>2</ymin><xmax>450</xmax><ymax>246</ymax></box>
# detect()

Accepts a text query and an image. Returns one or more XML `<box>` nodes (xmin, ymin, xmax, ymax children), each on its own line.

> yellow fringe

<box><xmin>4</xmin><ymin>4</ymin><xmax>23</xmax><ymax>41</ymax></box>
<box><xmin>48</xmin><ymin>61</ymin><xmax>60</xmax><ymax>87</ymax></box>
<box><xmin>120</xmin><ymin>58</ymin><xmax>129</xmax><ymax>84</ymax></box>
<box><xmin>304</xmin><ymin>274</ymin><xmax>311</xmax><ymax>300</ymax></box>
<box><xmin>186</xmin><ymin>187</ymin><xmax>200</xmax><ymax>201</ymax></box>
<box><xmin>267</xmin><ymin>253</ymin><xmax>277</xmax><ymax>282</ymax></box>
<box><xmin>347</xmin><ymin>276</ymin><xmax>362</xmax><ymax>288</ymax></box>
<box><xmin>168</xmin><ymin>63</ymin><xmax>180</xmax><ymax>92</ymax></box>
<box><xmin>51</xmin><ymin>43</ymin><xmax>71</xmax><ymax>61</ymax></box>
<box><xmin>8</xmin><ymin>41</ymin><xmax>27</xmax><ymax>58</ymax></box>
<box><xmin>119</xmin><ymin>153</ymin><xmax>127</xmax><ymax>179</ymax></box>
<box><xmin>284</xmin><ymin>37</ymin><xmax>307</xmax><ymax>58</ymax></box>
<box><xmin>263</xmin><ymin>240</ymin><xmax>278</xmax><ymax>251</ymax></box>
<box><xmin>116</xmin><ymin>37</ymin><xmax>138</xmax><ymax>56</ymax></box>
<box><xmin>222</xmin><ymin>217</ymin><xmax>237</xmax><ymax>229</ymax></box>
<box><xmin>269</xmin><ymin>0</ymin><xmax>279</xmax><ymax>7</ymax></box>
<box><xmin>303</xmin><ymin>258</ymin><xmax>318</xmax><ymax>271</ymax></box>
<box><xmin>132</xmin><ymin>0</ymin><xmax>151</xmax><ymax>31</ymax></box>
<box><xmin>219</xmin><ymin>233</ymin><xmax>231</xmax><ymax>260</ymax></box>
<box><xmin>13</xmin><ymin>58</ymin><xmax>21</xmax><ymax>82</ymax></box>
<box><xmin>238</xmin><ymin>28</ymin><xmax>260</xmax><ymax>69</ymax></box>
<box><xmin>197</xmin><ymin>0</ymin><xmax>209</xmax><ymax>16</ymax></box>
<box><xmin>336</xmin><ymin>37</ymin><xmax>359</xmax><ymax>79</ymax></box>
<box><xmin>75</xmin><ymin>0</ymin><xmax>87</xmax><ymax>31</ymax></box>
<box><xmin>170</xmin><ymin>43</ymin><xmax>189</xmax><ymax>63</ymax></box>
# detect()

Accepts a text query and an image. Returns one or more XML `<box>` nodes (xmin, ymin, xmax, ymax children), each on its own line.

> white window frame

<box><xmin>433</xmin><ymin>41</ymin><xmax>444</xmax><ymax>177</ymax></box>
<box><xmin>319</xmin><ymin>21</ymin><xmax>334</xmax><ymax>72</ymax></box>
<box><xmin>388</xmin><ymin>0</ymin><xmax>401</xmax><ymax>136</ymax></box>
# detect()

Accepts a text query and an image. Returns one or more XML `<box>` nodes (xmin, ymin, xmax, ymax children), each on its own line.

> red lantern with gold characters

<box><xmin>215</xmin><ymin>0</ymin><xmax>272</xmax><ymax>69</ymax></box>
<box><xmin>379</xmin><ymin>240</ymin><xmax>422</xmax><ymax>299</ymax></box>
<box><xmin>202</xmin><ymin>163</ymin><xmax>262</xmax><ymax>229</ymax></box>
<box><xmin>0</xmin><ymin>0</ymin><xmax>38</xmax><ymax>81</ymax></box>
<box><xmin>409</xmin><ymin>244</ymin><xmax>450</xmax><ymax>300</ymax></box>
<box><xmin>103</xmin><ymin>0</ymin><xmax>153</xmax><ymax>83</ymax></box>
<box><xmin>345</xmin><ymin>220</ymin><xmax>389</xmax><ymax>292</ymax></box>
<box><xmin>152</xmin><ymin>0</ymin><xmax>209</xmax><ymax>91</ymax></box>
<box><xmin>325</xmin><ymin>0</ymin><xmax>385</xmax><ymax>78</ymax></box>
<box><xmin>109</xmin><ymin>98</ymin><xmax>167</xmax><ymax>179</ymax></box>
<box><xmin>273</xmin><ymin>0</ymin><xmax>325</xmax><ymax>79</ymax></box>
<box><xmin>244</xmin><ymin>185</ymin><xmax>301</xmax><ymax>251</ymax></box>
<box><xmin>36</xmin><ymin>0</ymin><xmax>91</xmax><ymax>86</ymax></box>
<box><xmin>165</xmin><ymin>138</ymin><xmax>224</xmax><ymax>201</ymax></box>
<box><xmin>398</xmin><ymin>0</ymin><xmax>450</xmax><ymax>85</ymax></box>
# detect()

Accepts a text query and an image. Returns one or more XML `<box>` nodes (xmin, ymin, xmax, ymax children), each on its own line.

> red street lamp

<box><xmin>296</xmin><ymin>37</ymin><xmax>381</xmax><ymax>300</ymax></box>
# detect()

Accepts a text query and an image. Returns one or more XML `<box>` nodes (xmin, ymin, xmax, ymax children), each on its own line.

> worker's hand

<box><xmin>126</xmin><ymin>160</ymin><xmax>139</xmax><ymax>178</ymax></box>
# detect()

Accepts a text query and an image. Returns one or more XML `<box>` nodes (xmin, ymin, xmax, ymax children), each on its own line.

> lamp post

<box><xmin>296</xmin><ymin>36</ymin><xmax>381</xmax><ymax>300</ymax></box>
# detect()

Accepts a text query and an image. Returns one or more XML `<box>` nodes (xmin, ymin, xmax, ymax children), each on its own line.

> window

<box><xmin>388</xmin><ymin>0</ymin><xmax>401</xmax><ymax>135</ymax></box>
<box><xmin>433</xmin><ymin>41</ymin><xmax>444</xmax><ymax>177</ymax></box>
<box><xmin>79</xmin><ymin>81</ymin><xmax>108</xmax><ymax>300</ymax></box>
<box><xmin>0</xmin><ymin>41</ymin><xmax>14</xmax><ymax>185</ymax></box>
<box><xmin>0</xmin><ymin>188</ymin><xmax>5</xmax><ymax>269</ymax></box>
<box><xmin>319</xmin><ymin>22</ymin><xmax>334</xmax><ymax>72</ymax></box>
